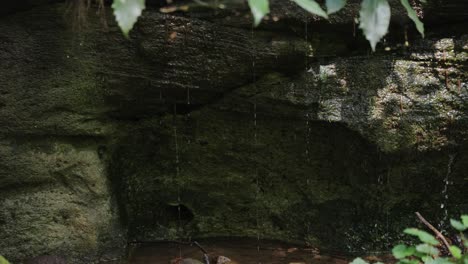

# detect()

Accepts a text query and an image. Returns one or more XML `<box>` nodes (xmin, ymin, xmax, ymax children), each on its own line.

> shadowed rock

<box><xmin>25</xmin><ymin>256</ymin><xmax>67</xmax><ymax>264</ymax></box>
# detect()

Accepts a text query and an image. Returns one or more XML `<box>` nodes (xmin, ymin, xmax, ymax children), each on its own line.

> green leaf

<box><xmin>404</xmin><ymin>228</ymin><xmax>439</xmax><ymax>246</ymax></box>
<box><xmin>291</xmin><ymin>0</ymin><xmax>328</xmax><ymax>18</ymax></box>
<box><xmin>359</xmin><ymin>0</ymin><xmax>391</xmax><ymax>51</ymax></box>
<box><xmin>398</xmin><ymin>258</ymin><xmax>420</xmax><ymax>264</ymax></box>
<box><xmin>350</xmin><ymin>258</ymin><xmax>369</xmax><ymax>264</ymax></box>
<box><xmin>326</xmin><ymin>0</ymin><xmax>346</xmax><ymax>14</ymax></box>
<box><xmin>424</xmin><ymin>257</ymin><xmax>455</xmax><ymax>264</ymax></box>
<box><xmin>0</xmin><ymin>256</ymin><xmax>10</xmax><ymax>264</ymax></box>
<box><xmin>400</xmin><ymin>0</ymin><xmax>424</xmax><ymax>37</ymax></box>
<box><xmin>247</xmin><ymin>0</ymin><xmax>270</xmax><ymax>26</ymax></box>
<box><xmin>449</xmin><ymin>245</ymin><xmax>462</xmax><ymax>259</ymax></box>
<box><xmin>450</xmin><ymin>219</ymin><xmax>466</xmax><ymax>232</ymax></box>
<box><xmin>393</xmin><ymin>244</ymin><xmax>416</xmax><ymax>259</ymax></box>
<box><xmin>422</xmin><ymin>256</ymin><xmax>434</xmax><ymax>264</ymax></box>
<box><xmin>431</xmin><ymin>258</ymin><xmax>454</xmax><ymax>264</ymax></box>
<box><xmin>112</xmin><ymin>0</ymin><xmax>146</xmax><ymax>36</ymax></box>
<box><xmin>414</xmin><ymin>251</ymin><xmax>427</xmax><ymax>258</ymax></box>
<box><xmin>461</xmin><ymin>215</ymin><xmax>468</xmax><ymax>227</ymax></box>
<box><xmin>416</xmin><ymin>244</ymin><xmax>439</xmax><ymax>256</ymax></box>
<box><xmin>436</xmin><ymin>258</ymin><xmax>456</xmax><ymax>264</ymax></box>
<box><xmin>404</xmin><ymin>228</ymin><xmax>421</xmax><ymax>236</ymax></box>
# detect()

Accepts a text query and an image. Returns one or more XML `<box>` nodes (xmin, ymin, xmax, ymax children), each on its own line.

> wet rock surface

<box><xmin>0</xmin><ymin>139</ymin><xmax>125</xmax><ymax>263</ymax></box>
<box><xmin>0</xmin><ymin>1</ymin><xmax>467</xmax><ymax>263</ymax></box>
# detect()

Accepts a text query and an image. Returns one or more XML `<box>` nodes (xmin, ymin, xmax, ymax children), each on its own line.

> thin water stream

<box><xmin>439</xmin><ymin>153</ymin><xmax>456</xmax><ymax>232</ymax></box>
<box><xmin>173</xmin><ymin>104</ymin><xmax>183</xmax><ymax>259</ymax></box>
<box><xmin>251</xmin><ymin>22</ymin><xmax>262</xmax><ymax>264</ymax></box>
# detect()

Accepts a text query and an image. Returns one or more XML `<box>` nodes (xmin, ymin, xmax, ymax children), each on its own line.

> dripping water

<box><xmin>185</xmin><ymin>87</ymin><xmax>191</xmax><ymax>146</ymax></box>
<box><xmin>439</xmin><ymin>154</ymin><xmax>456</xmax><ymax>231</ymax></box>
<box><xmin>173</xmin><ymin>104</ymin><xmax>182</xmax><ymax>258</ymax></box>
<box><xmin>305</xmin><ymin>119</ymin><xmax>311</xmax><ymax>167</ymax></box>
<box><xmin>187</xmin><ymin>87</ymin><xmax>191</xmax><ymax>107</ymax></box>
<box><xmin>304</xmin><ymin>17</ymin><xmax>314</xmax><ymax>257</ymax></box>
<box><xmin>183</xmin><ymin>17</ymin><xmax>192</xmax><ymax>143</ymax></box>
<box><xmin>386</xmin><ymin>163</ymin><xmax>390</xmax><ymax>250</ymax></box>
<box><xmin>377</xmin><ymin>153</ymin><xmax>390</xmax><ymax>251</ymax></box>
<box><xmin>304</xmin><ymin>18</ymin><xmax>311</xmax><ymax>188</ymax></box>
<box><xmin>251</xmin><ymin>21</ymin><xmax>261</xmax><ymax>264</ymax></box>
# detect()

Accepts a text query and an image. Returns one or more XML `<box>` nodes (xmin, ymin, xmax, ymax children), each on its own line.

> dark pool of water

<box><xmin>128</xmin><ymin>238</ymin><xmax>363</xmax><ymax>264</ymax></box>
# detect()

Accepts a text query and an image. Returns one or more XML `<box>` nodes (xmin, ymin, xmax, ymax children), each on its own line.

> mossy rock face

<box><xmin>113</xmin><ymin>54</ymin><xmax>468</xmax><ymax>250</ymax></box>
<box><xmin>1</xmin><ymin>0</ymin><xmax>468</xmax><ymax>262</ymax></box>
<box><xmin>0</xmin><ymin>6</ymin><xmax>127</xmax><ymax>262</ymax></box>
<box><xmin>0</xmin><ymin>139</ymin><xmax>125</xmax><ymax>263</ymax></box>
<box><xmin>113</xmin><ymin>111</ymin><xmax>375</xmax><ymax>247</ymax></box>
<box><xmin>112</xmin><ymin>32</ymin><xmax>468</xmax><ymax>253</ymax></box>
<box><xmin>276</xmin><ymin>35</ymin><xmax>468</xmax><ymax>153</ymax></box>
<box><xmin>114</xmin><ymin>105</ymin><xmax>468</xmax><ymax>251</ymax></box>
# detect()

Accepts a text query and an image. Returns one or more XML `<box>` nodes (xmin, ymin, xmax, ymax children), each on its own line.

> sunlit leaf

<box><xmin>416</xmin><ymin>244</ymin><xmax>439</xmax><ymax>256</ymax></box>
<box><xmin>350</xmin><ymin>257</ymin><xmax>369</xmax><ymax>264</ymax></box>
<box><xmin>292</xmin><ymin>0</ymin><xmax>328</xmax><ymax>18</ymax></box>
<box><xmin>160</xmin><ymin>5</ymin><xmax>189</xmax><ymax>13</ymax></box>
<box><xmin>461</xmin><ymin>215</ymin><xmax>468</xmax><ymax>227</ymax></box>
<box><xmin>404</xmin><ymin>228</ymin><xmax>439</xmax><ymax>246</ymax></box>
<box><xmin>112</xmin><ymin>0</ymin><xmax>146</xmax><ymax>36</ymax></box>
<box><xmin>248</xmin><ymin>0</ymin><xmax>270</xmax><ymax>26</ymax></box>
<box><xmin>0</xmin><ymin>256</ymin><xmax>10</xmax><ymax>264</ymax></box>
<box><xmin>326</xmin><ymin>0</ymin><xmax>346</xmax><ymax>14</ymax></box>
<box><xmin>450</xmin><ymin>219</ymin><xmax>466</xmax><ymax>231</ymax></box>
<box><xmin>359</xmin><ymin>0</ymin><xmax>390</xmax><ymax>51</ymax></box>
<box><xmin>400</xmin><ymin>0</ymin><xmax>424</xmax><ymax>37</ymax></box>
<box><xmin>393</xmin><ymin>244</ymin><xmax>416</xmax><ymax>259</ymax></box>
<box><xmin>404</xmin><ymin>228</ymin><xmax>421</xmax><ymax>236</ymax></box>
<box><xmin>449</xmin><ymin>245</ymin><xmax>462</xmax><ymax>259</ymax></box>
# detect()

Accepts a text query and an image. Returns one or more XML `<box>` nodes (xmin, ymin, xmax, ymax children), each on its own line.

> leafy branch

<box><xmin>111</xmin><ymin>0</ymin><xmax>425</xmax><ymax>51</ymax></box>
<box><xmin>351</xmin><ymin>214</ymin><xmax>468</xmax><ymax>264</ymax></box>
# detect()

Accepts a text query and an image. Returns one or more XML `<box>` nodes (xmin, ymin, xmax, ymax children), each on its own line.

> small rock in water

<box><xmin>287</xmin><ymin>247</ymin><xmax>298</xmax><ymax>253</ymax></box>
<box><xmin>215</xmin><ymin>255</ymin><xmax>233</xmax><ymax>264</ymax></box>
<box><xmin>272</xmin><ymin>248</ymin><xmax>287</xmax><ymax>257</ymax></box>
<box><xmin>171</xmin><ymin>255</ymin><xmax>236</xmax><ymax>264</ymax></box>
